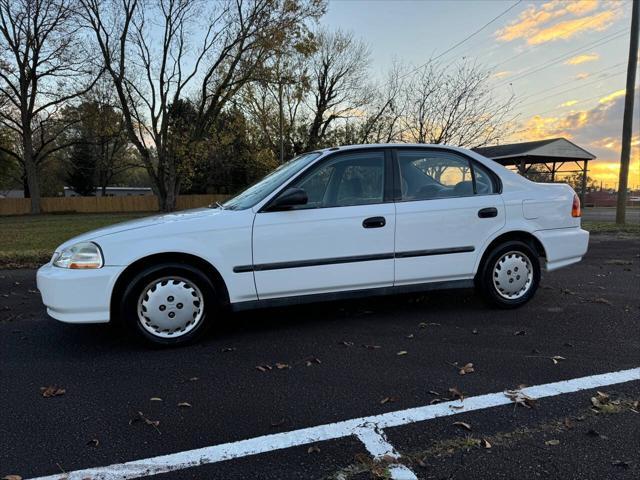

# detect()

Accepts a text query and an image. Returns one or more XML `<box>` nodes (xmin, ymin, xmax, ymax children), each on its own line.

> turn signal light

<box><xmin>571</xmin><ymin>194</ymin><xmax>581</xmax><ymax>218</ymax></box>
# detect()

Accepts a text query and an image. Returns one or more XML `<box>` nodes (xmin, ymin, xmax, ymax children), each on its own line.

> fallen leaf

<box><xmin>591</xmin><ymin>391</ymin><xmax>610</xmax><ymax>409</ymax></box>
<box><xmin>396</xmin><ymin>350</ymin><xmax>408</xmax><ymax>356</ymax></box>
<box><xmin>605</xmin><ymin>259</ymin><xmax>632</xmax><ymax>265</ymax></box>
<box><xmin>221</xmin><ymin>347</ymin><xmax>236</xmax><ymax>352</ymax></box>
<box><xmin>514</xmin><ymin>330</ymin><xmax>526</xmax><ymax>336</ymax></box>
<box><xmin>504</xmin><ymin>389</ymin><xmax>536</xmax><ymax>408</ymax></box>
<box><xmin>459</xmin><ymin>363</ymin><xmax>474</xmax><ymax>375</ymax></box>
<box><xmin>149</xmin><ymin>397</ymin><xmax>163</xmax><ymax>402</ymax></box>
<box><xmin>551</xmin><ymin>355</ymin><xmax>566</xmax><ymax>364</ymax></box>
<box><xmin>429</xmin><ymin>398</ymin><xmax>443</xmax><ymax>405</ymax></box>
<box><xmin>419</xmin><ymin>322</ymin><xmax>440</xmax><ymax>328</ymax></box>
<box><xmin>2</xmin><ymin>475</ymin><xmax>22</xmax><ymax>480</ymax></box>
<box><xmin>482</xmin><ymin>438</ymin><xmax>492</xmax><ymax>449</ymax></box>
<box><xmin>449</xmin><ymin>387</ymin><xmax>464</xmax><ymax>400</ymax></box>
<box><xmin>305</xmin><ymin>357</ymin><xmax>321</xmax><ymax>366</ymax></box>
<box><xmin>307</xmin><ymin>446</ymin><xmax>320</xmax><ymax>454</ymax></box>
<box><xmin>275</xmin><ymin>362</ymin><xmax>290</xmax><ymax>370</ymax></box>
<box><xmin>593</xmin><ymin>297</ymin><xmax>612</xmax><ymax>306</ymax></box>
<box><xmin>177</xmin><ymin>402</ymin><xmax>192</xmax><ymax>408</ymax></box>
<box><xmin>256</xmin><ymin>365</ymin><xmax>272</xmax><ymax>372</ymax></box>
<box><xmin>86</xmin><ymin>438</ymin><xmax>99</xmax><ymax>447</ymax></box>
<box><xmin>453</xmin><ymin>421</ymin><xmax>472</xmax><ymax>431</ymax></box>
<box><xmin>428</xmin><ymin>390</ymin><xmax>440</xmax><ymax>396</ymax></box>
<box><xmin>339</xmin><ymin>341</ymin><xmax>354</xmax><ymax>347</ymax></box>
<box><xmin>380</xmin><ymin>396</ymin><xmax>398</xmax><ymax>404</ymax></box>
<box><xmin>363</xmin><ymin>344</ymin><xmax>381</xmax><ymax>349</ymax></box>
<box><xmin>545</xmin><ymin>439</ymin><xmax>560</xmax><ymax>446</ymax></box>
<box><xmin>449</xmin><ymin>405</ymin><xmax>464</xmax><ymax>410</ymax></box>
<box><xmin>40</xmin><ymin>386</ymin><xmax>65</xmax><ymax>398</ymax></box>
<box><xmin>406</xmin><ymin>334</ymin><xmax>414</xmax><ymax>339</ymax></box>
<box><xmin>189</xmin><ymin>377</ymin><xmax>199</xmax><ymax>381</ymax></box>
<box><xmin>130</xmin><ymin>411</ymin><xmax>161</xmax><ymax>434</ymax></box>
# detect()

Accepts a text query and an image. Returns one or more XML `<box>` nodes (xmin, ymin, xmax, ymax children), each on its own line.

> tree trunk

<box><xmin>156</xmin><ymin>152</ymin><xmax>178</xmax><ymax>212</ymax></box>
<box><xmin>22</xmin><ymin>174</ymin><xmax>30</xmax><ymax>198</ymax></box>
<box><xmin>22</xmin><ymin>133</ymin><xmax>41</xmax><ymax>213</ymax></box>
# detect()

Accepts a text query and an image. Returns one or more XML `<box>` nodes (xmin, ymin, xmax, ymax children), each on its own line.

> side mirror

<box><xmin>268</xmin><ymin>187</ymin><xmax>308</xmax><ymax>211</ymax></box>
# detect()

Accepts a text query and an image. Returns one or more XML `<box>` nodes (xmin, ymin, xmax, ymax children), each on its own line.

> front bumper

<box><xmin>535</xmin><ymin>227</ymin><xmax>589</xmax><ymax>271</ymax></box>
<box><xmin>36</xmin><ymin>263</ymin><xmax>125</xmax><ymax>323</ymax></box>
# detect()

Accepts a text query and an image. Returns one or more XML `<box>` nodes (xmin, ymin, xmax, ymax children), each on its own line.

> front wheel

<box><xmin>477</xmin><ymin>240</ymin><xmax>540</xmax><ymax>308</ymax></box>
<box><xmin>120</xmin><ymin>263</ymin><xmax>218</xmax><ymax>346</ymax></box>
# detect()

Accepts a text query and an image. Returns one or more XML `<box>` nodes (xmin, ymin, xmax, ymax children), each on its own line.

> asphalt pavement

<box><xmin>582</xmin><ymin>207</ymin><xmax>640</xmax><ymax>223</ymax></box>
<box><xmin>0</xmin><ymin>234</ymin><xmax>639</xmax><ymax>479</ymax></box>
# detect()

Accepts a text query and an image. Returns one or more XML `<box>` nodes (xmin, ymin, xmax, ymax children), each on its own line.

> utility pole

<box><xmin>278</xmin><ymin>78</ymin><xmax>284</xmax><ymax>164</ymax></box>
<box><xmin>616</xmin><ymin>0</ymin><xmax>639</xmax><ymax>225</ymax></box>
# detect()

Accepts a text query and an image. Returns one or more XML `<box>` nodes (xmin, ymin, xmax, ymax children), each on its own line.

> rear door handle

<box><xmin>363</xmin><ymin>216</ymin><xmax>386</xmax><ymax>228</ymax></box>
<box><xmin>478</xmin><ymin>207</ymin><xmax>498</xmax><ymax>218</ymax></box>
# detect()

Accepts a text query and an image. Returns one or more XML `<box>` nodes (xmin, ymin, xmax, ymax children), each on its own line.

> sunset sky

<box><xmin>322</xmin><ymin>0</ymin><xmax>638</xmax><ymax>189</ymax></box>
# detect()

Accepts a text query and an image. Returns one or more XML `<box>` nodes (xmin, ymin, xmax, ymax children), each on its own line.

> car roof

<box><xmin>313</xmin><ymin>143</ymin><xmax>462</xmax><ymax>153</ymax></box>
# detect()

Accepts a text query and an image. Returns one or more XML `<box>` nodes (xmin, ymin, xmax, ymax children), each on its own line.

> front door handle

<box><xmin>363</xmin><ymin>216</ymin><xmax>386</xmax><ymax>228</ymax></box>
<box><xmin>478</xmin><ymin>207</ymin><xmax>498</xmax><ymax>218</ymax></box>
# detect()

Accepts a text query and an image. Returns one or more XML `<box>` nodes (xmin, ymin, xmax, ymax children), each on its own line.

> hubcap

<box><xmin>137</xmin><ymin>276</ymin><xmax>204</xmax><ymax>338</ymax></box>
<box><xmin>492</xmin><ymin>251</ymin><xmax>533</xmax><ymax>300</ymax></box>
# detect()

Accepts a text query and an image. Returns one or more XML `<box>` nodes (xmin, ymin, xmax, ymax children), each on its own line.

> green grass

<box><xmin>0</xmin><ymin>213</ymin><xmax>151</xmax><ymax>268</ymax></box>
<box><xmin>582</xmin><ymin>220</ymin><xmax>640</xmax><ymax>235</ymax></box>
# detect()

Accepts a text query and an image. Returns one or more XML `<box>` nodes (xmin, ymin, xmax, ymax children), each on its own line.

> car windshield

<box><xmin>222</xmin><ymin>152</ymin><xmax>321</xmax><ymax>210</ymax></box>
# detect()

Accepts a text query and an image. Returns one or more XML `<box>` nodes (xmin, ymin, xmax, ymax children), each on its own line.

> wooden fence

<box><xmin>0</xmin><ymin>194</ymin><xmax>230</xmax><ymax>216</ymax></box>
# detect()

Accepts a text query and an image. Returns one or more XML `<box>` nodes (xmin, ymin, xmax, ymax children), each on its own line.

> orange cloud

<box><xmin>496</xmin><ymin>1</ymin><xmax>619</xmax><ymax>45</ymax></box>
<box><xmin>529</xmin><ymin>10</ymin><xmax>616</xmax><ymax>45</ymax></box>
<box><xmin>492</xmin><ymin>70</ymin><xmax>512</xmax><ymax>79</ymax></box>
<box><xmin>564</xmin><ymin>53</ymin><xmax>600</xmax><ymax>65</ymax></box>
<box><xmin>512</xmin><ymin>88</ymin><xmax>639</xmax><ymax>185</ymax></box>
<box><xmin>599</xmin><ymin>89</ymin><xmax>626</xmax><ymax>104</ymax></box>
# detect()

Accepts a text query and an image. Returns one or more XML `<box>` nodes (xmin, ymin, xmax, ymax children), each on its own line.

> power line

<box><xmin>431</xmin><ymin>0</ymin><xmax>523</xmax><ymax>62</ymax></box>
<box><xmin>515</xmin><ymin>68</ymin><xmax>626</xmax><ymax>110</ymax></box>
<box><xmin>490</xmin><ymin>22</ymin><xmax>626</xmax><ymax>71</ymax></box>
<box><xmin>513</xmin><ymin>62</ymin><xmax>626</xmax><ymax>104</ymax></box>
<box><xmin>394</xmin><ymin>0</ymin><xmax>523</xmax><ymax>83</ymax></box>
<box><xmin>493</xmin><ymin>30</ymin><xmax>627</xmax><ymax>88</ymax></box>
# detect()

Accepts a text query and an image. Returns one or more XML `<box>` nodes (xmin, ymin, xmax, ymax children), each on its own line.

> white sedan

<box><xmin>37</xmin><ymin>144</ymin><xmax>589</xmax><ymax>345</ymax></box>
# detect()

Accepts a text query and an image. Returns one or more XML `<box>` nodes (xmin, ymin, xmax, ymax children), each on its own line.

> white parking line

<box><xmin>354</xmin><ymin>426</ymin><xmax>418</xmax><ymax>480</ymax></box>
<box><xmin>29</xmin><ymin>368</ymin><xmax>640</xmax><ymax>480</ymax></box>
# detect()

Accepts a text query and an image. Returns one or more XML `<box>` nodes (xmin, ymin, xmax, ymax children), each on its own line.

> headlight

<box><xmin>53</xmin><ymin>242</ymin><xmax>104</xmax><ymax>269</ymax></box>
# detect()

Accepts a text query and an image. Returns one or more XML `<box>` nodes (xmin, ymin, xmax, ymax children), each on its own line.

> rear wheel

<box><xmin>477</xmin><ymin>240</ymin><xmax>540</xmax><ymax>308</ymax></box>
<box><xmin>120</xmin><ymin>263</ymin><xmax>218</xmax><ymax>346</ymax></box>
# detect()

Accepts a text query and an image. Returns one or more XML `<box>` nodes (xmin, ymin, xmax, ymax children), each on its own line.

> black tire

<box><xmin>120</xmin><ymin>263</ymin><xmax>218</xmax><ymax>346</ymax></box>
<box><xmin>477</xmin><ymin>240</ymin><xmax>540</xmax><ymax>309</ymax></box>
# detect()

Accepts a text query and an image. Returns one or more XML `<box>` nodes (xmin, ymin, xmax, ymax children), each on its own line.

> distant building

<box><xmin>63</xmin><ymin>186</ymin><xmax>153</xmax><ymax>197</ymax></box>
<box><xmin>0</xmin><ymin>189</ymin><xmax>26</xmax><ymax>198</ymax></box>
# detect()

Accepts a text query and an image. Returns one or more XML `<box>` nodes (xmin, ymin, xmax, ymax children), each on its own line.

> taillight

<box><xmin>571</xmin><ymin>194</ymin><xmax>581</xmax><ymax>217</ymax></box>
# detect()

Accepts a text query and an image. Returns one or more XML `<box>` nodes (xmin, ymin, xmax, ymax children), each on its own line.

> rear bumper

<box><xmin>36</xmin><ymin>263</ymin><xmax>124</xmax><ymax>323</ymax></box>
<box><xmin>535</xmin><ymin>227</ymin><xmax>589</xmax><ymax>271</ymax></box>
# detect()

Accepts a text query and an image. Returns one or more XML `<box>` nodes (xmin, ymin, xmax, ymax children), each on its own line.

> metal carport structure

<box><xmin>473</xmin><ymin>138</ymin><xmax>596</xmax><ymax>202</ymax></box>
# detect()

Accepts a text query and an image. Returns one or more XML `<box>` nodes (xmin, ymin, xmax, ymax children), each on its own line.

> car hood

<box><xmin>56</xmin><ymin>208</ymin><xmax>221</xmax><ymax>251</ymax></box>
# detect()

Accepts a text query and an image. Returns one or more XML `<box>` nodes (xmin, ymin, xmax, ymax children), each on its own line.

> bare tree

<box><xmin>79</xmin><ymin>0</ymin><xmax>324</xmax><ymax>211</ymax></box>
<box><xmin>402</xmin><ymin>60</ymin><xmax>515</xmax><ymax>148</ymax></box>
<box><xmin>304</xmin><ymin>29</ymin><xmax>371</xmax><ymax>150</ymax></box>
<box><xmin>353</xmin><ymin>61</ymin><xmax>407</xmax><ymax>144</ymax></box>
<box><xmin>0</xmin><ymin>0</ymin><xmax>100</xmax><ymax>212</ymax></box>
<box><xmin>241</xmin><ymin>32</ymin><xmax>316</xmax><ymax>160</ymax></box>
